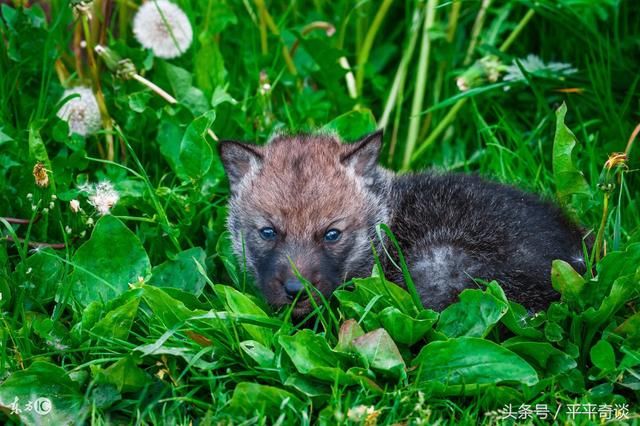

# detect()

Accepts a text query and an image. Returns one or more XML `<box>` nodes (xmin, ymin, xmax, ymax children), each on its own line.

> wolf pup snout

<box><xmin>219</xmin><ymin>131</ymin><xmax>586</xmax><ymax>317</ymax></box>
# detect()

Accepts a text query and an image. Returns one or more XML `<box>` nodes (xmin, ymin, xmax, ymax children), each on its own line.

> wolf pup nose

<box><xmin>219</xmin><ymin>131</ymin><xmax>586</xmax><ymax>317</ymax></box>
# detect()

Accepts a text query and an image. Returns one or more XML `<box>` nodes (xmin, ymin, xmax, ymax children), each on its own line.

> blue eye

<box><xmin>324</xmin><ymin>229</ymin><xmax>342</xmax><ymax>242</ymax></box>
<box><xmin>259</xmin><ymin>227</ymin><xmax>277</xmax><ymax>241</ymax></box>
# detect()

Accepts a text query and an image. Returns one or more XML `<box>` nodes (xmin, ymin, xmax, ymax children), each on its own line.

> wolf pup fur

<box><xmin>219</xmin><ymin>131</ymin><xmax>586</xmax><ymax>316</ymax></box>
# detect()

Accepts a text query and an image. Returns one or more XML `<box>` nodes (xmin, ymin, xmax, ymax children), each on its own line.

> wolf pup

<box><xmin>219</xmin><ymin>131</ymin><xmax>586</xmax><ymax>316</ymax></box>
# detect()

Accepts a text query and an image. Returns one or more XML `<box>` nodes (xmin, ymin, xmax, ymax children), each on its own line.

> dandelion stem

<box><xmin>464</xmin><ymin>0</ymin><xmax>493</xmax><ymax>65</ymax></box>
<box><xmin>624</xmin><ymin>122</ymin><xmax>640</xmax><ymax>156</ymax></box>
<box><xmin>402</xmin><ymin>0</ymin><xmax>439</xmax><ymax>170</ymax></box>
<box><xmin>594</xmin><ymin>193</ymin><xmax>609</xmax><ymax>262</ymax></box>
<box><xmin>407</xmin><ymin>8</ymin><xmax>537</xmax><ymax>169</ymax></box>
<box><xmin>132</xmin><ymin>74</ymin><xmax>177</xmax><ymax>104</ymax></box>
<box><xmin>80</xmin><ymin>14</ymin><xmax>115</xmax><ymax>161</ymax></box>
<box><xmin>499</xmin><ymin>9</ymin><xmax>536</xmax><ymax>52</ymax></box>
<box><xmin>355</xmin><ymin>0</ymin><xmax>394</xmax><ymax>96</ymax></box>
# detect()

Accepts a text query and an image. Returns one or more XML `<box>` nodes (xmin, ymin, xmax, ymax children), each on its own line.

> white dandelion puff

<box><xmin>56</xmin><ymin>86</ymin><xmax>102</xmax><ymax>136</ymax></box>
<box><xmin>503</xmin><ymin>54</ymin><xmax>577</xmax><ymax>82</ymax></box>
<box><xmin>81</xmin><ymin>181</ymin><xmax>120</xmax><ymax>215</ymax></box>
<box><xmin>133</xmin><ymin>0</ymin><xmax>193</xmax><ymax>59</ymax></box>
<box><xmin>69</xmin><ymin>199</ymin><xmax>80</xmax><ymax>213</ymax></box>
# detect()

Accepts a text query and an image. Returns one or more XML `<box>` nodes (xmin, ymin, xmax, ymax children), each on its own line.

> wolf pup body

<box><xmin>219</xmin><ymin>131</ymin><xmax>586</xmax><ymax>316</ymax></box>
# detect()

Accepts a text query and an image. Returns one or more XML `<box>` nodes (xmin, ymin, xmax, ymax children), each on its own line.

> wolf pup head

<box><xmin>219</xmin><ymin>132</ymin><xmax>390</xmax><ymax>316</ymax></box>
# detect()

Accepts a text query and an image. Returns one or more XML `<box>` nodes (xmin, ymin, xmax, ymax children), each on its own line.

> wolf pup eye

<box><xmin>259</xmin><ymin>227</ymin><xmax>277</xmax><ymax>240</ymax></box>
<box><xmin>324</xmin><ymin>229</ymin><xmax>342</xmax><ymax>242</ymax></box>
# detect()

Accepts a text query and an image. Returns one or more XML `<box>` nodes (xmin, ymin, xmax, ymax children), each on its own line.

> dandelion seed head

<box><xmin>70</xmin><ymin>199</ymin><xmax>80</xmax><ymax>213</ymax></box>
<box><xmin>133</xmin><ymin>0</ymin><xmax>193</xmax><ymax>59</ymax></box>
<box><xmin>56</xmin><ymin>86</ymin><xmax>102</xmax><ymax>136</ymax></box>
<box><xmin>87</xmin><ymin>181</ymin><xmax>120</xmax><ymax>215</ymax></box>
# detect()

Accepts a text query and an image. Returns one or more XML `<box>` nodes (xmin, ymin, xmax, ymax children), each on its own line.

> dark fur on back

<box><xmin>386</xmin><ymin>172</ymin><xmax>585</xmax><ymax>311</ymax></box>
<box><xmin>219</xmin><ymin>131</ymin><xmax>587</xmax><ymax>315</ymax></box>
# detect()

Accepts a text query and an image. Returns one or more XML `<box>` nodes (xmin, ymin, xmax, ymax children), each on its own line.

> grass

<box><xmin>0</xmin><ymin>0</ymin><xmax>639</xmax><ymax>424</ymax></box>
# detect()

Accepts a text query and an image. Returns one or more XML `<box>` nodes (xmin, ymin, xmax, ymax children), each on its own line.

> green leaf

<box><xmin>141</xmin><ymin>285</ymin><xmax>205</xmax><ymax>328</ymax></box>
<box><xmin>378</xmin><ymin>306</ymin><xmax>437</xmax><ymax>345</ymax></box>
<box><xmin>335</xmin><ymin>319</ymin><xmax>365</xmax><ymax>352</ymax></box>
<box><xmin>216</xmin><ymin>284</ymin><xmax>273</xmax><ymax>346</ymax></box>
<box><xmin>321</xmin><ymin>109</ymin><xmax>377</xmax><ymax>141</ymax></box>
<box><xmin>436</xmin><ymin>289</ymin><xmax>508</xmax><ymax>338</ymax></box>
<box><xmin>486</xmin><ymin>282</ymin><xmax>544</xmax><ymax>339</ymax></box>
<box><xmin>228</xmin><ymin>382</ymin><xmax>304</xmax><ymax>417</ymax></box>
<box><xmin>351</xmin><ymin>328</ymin><xmax>406</xmax><ymax>379</ymax></box>
<box><xmin>551</xmin><ymin>259</ymin><xmax>586</xmax><ymax>304</ymax></box>
<box><xmin>544</xmin><ymin>321</ymin><xmax>564</xmax><ymax>342</ymax></box>
<box><xmin>93</xmin><ymin>356</ymin><xmax>151</xmax><ymax>392</ymax></box>
<box><xmin>149</xmin><ymin>247</ymin><xmax>207</xmax><ymax>295</ymax></box>
<box><xmin>0</xmin><ymin>361</ymin><xmax>84</xmax><ymax>425</ymax></box>
<box><xmin>503</xmin><ymin>338</ymin><xmax>576</xmax><ymax>377</ymax></box>
<box><xmin>412</xmin><ymin>337</ymin><xmax>538</xmax><ymax>393</ymax></box>
<box><xmin>590</xmin><ymin>339</ymin><xmax>616</xmax><ymax>372</ymax></box>
<box><xmin>552</xmin><ymin>102</ymin><xmax>590</xmax><ymax>205</ymax></box>
<box><xmin>240</xmin><ymin>340</ymin><xmax>275</xmax><ymax>368</ymax></box>
<box><xmin>91</xmin><ymin>293</ymin><xmax>140</xmax><ymax>341</ymax></box>
<box><xmin>68</xmin><ymin>215</ymin><xmax>150</xmax><ymax>307</ymax></box>
<box><xmin>179</xmin><ymin>110</ymin><xmax>216</xmax><ymax>180</ymax></box>
<box><xmin>16</xmin><ymin>248</ymin><xmax>63</xmax><ymax>302</ymax></box>
<box><xmin>279</xmin><ymin>330</ymin><xmax>354</xmax><ymax>384</ymax></box>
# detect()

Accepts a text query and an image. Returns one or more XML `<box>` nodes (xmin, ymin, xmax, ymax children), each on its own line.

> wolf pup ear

<box><xmin>340</xmin><ymin>130</ymin><xmax>383</xmax><ymax>176</ymax></box>
<box><xmin>218</xmin><ymin>141</ymin><xmax>263</xmax><ymax>190</ymax></box>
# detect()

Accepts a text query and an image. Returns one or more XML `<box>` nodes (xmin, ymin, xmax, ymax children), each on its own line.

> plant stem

<box><xmin>81</xmin><ymin>14</ymin><xmax>115</xmax><ymax>161</ymax></box>
<box><xmin>132</xmin><ymin>74</ymin><xmax>177</xmax><ymax>104</ymax></box>
<box><xmin>402</xmin><ymin>0</ymin><xmax>439</xmax><ymax>170</ymax></box>
<box><xmin>379</xmin><ymin>6</ymin><xmax>422</xmax><ymax>130</ymax></box>
<box><xmin>498</xmin><ymin>8</ymin><xmax>536</xmax><ymax>52</ymax></box>
<box><xmin>407</xmin><ymin>7</ymin><xmax>537</xmax><ymax>169</ymax></box>
<box><xmin>355</xmin><ymin>0</ymin><xmax>394</xmax><ymax>96</ymax></box>
<box><xmin>594</xmin><ymin>193</ymin><xmax>609</xmax><ymax>262</ymax></box>
<box><xmin>464</xmin><ymin>0</ymin><xmax>493</xmax><ymax>65</ymax></box>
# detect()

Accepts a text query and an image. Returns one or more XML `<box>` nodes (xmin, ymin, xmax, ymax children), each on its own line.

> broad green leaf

<box><xmin>195</xmin><ymin>31</ymin><xmax>227</xmax><ymax>96</ymax></box>
<box><xmin>486</xmin><ymin>282</ymin><xmax>544</xmax><ymax>339</ymax></box>
<box><xmin>322</xmin><ymin>109</ymin><xmax>377</xmax><ymax>141</ymax></box>
<box><xmin>68</xmin><ymin>215</ymin><xmax>150</xmax><ymax>307</ymax></box>
<box><xmin>544</xmin><ymin>321</ymin><xmax>564</xmax><ymax>342</ymax></box>
<box><xmin>162</xmin><ymin>61</ymin><xmax>209</xmax><ymax>115</ymax></box>
<box><xmin>584</xmin><ymin>269</ymin><xmax>639</xmax><ymax>327</ymax></box>
<box><xmin>349</xmin><ymin>277</ymin><xmax>418</xmax><ymax>316</ymax></box>
<box><xmin>228</xmin><ymin>382</ymin><xmax>304</xmax><ymax>417</ymax></box>
<box><xmin>91</xmin><ymin>294</ymin><xmax>140</xmax><ymax>341</ymax></box>
<box><xmin>141</xmin><ymin>285</ymin><xmax>205</xmax><ymax>328</ymax></box>
<box><xmin>351</xmin><ymin>328</ymin><xmax>406</xmax><ymax>379</ymax></box>
<box><xmin>503</xmin><ymin>338</ymin><xmax>576</xmax><ymax>376</ymax></box>
<box><xmin>93</xmin><ymin>356</ymin><xmax>150</xmax><ymax>392</ymax></box>
<box><xmin>413</xmin><ymin>337</ymin><xmax>538</xmax><ymax>391</ymax></box>
<box><xmin>240</xmin><ymin>340</ymin><xmax>275</xmax><ymax>368</ymax></box>
<box><xmin>279</xmin><ymin>330</ymin><xmax>354</xmax><ymax>384</ymax></box>
<box><xmin>551</xmin><ymin>259</ymin><xmax>586</xmax><ymax>305</ymax></box>
<box><xmin>16</xmin><ymin>248</ymin><xmax>63</xmax><ymax>302</ymax></box>
<box><xmin>378</xmin><ymin>306</ymin><xmax>437</xmax><ymax>345</ymax></box>
<box><xmin>590</xmin><ymin>339</ymin><xmax>616</xmax><ymax>372</ymax></box>
<box><xmin>216</xmin><ymin>284</ymin><xmax>273</xmax><ymax>346</ymax></box>
<box><xmin>178</xmin><ymin>110</ymin><xmax>216</xmax><ymax>180</ymax></box>
<box><xmin>216</xmin><ymin>231</ymin><xmax>241</xmax><ymax>287</ymax></box>
<box><xmin>436</xmin><ymin>289</ymin><xmax>508</xmax><ymax>338</ymax></box>
<box><xmin>552</xmin><ymin>102</ymin><xmax>590</xmax><ymax>204</ymax></box>
<box><xmin>157</xmin><ymin>118</ymin><xmax>188</xmax><ymax>179</ymax></box>
<box><xmin>149</xmin><ymin>247</ymin><xmax>207</xmax><ymax>295</ymax></box>
<box><xmin>335</xmin><ymin>319</ymin><xmax>365</xmax><ymax>353</ymax></box>
<box><xmin>0</xmin><ymin>361</ymin><xmax>84</xmax><ymax>425</ymax></box>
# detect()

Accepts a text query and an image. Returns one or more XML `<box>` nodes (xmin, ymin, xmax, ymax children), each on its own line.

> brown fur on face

<box><xmin>219</xmin><ymin>132</ymin><xmax>390</xmax><ymax>316</ymax></box>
